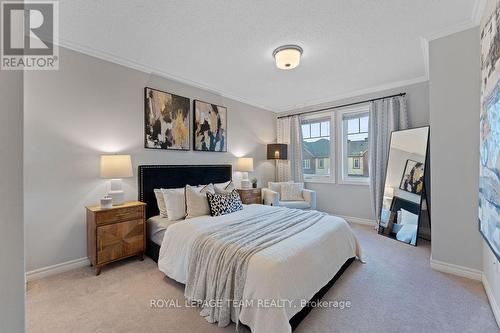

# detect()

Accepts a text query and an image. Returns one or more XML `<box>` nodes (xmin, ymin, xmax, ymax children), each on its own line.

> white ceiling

<box><xmin>58</xmin><ymin>0</ymin><xmax>483</xmax><ymax>112</ymax></box>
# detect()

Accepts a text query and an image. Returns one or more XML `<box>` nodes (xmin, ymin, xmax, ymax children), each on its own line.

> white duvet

<box><xmin>158</xmin><ymin>204</ymin><xmax>362</xmax><ymax>333</ymax></box>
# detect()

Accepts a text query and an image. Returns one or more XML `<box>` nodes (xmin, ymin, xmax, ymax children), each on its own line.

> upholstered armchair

<box><xmin>262</xmin><ymin>182</ymin><xmax>317</xmax><ymax>210</ymax></box>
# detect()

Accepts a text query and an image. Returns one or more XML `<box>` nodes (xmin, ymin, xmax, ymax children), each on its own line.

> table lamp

<box><xmin>100</xmin><ymin>154</ymin><xmax>133</xmax><ymax>205</ymax></box>
<box><xmin>236</xmin><ymin>157</ymin><xmax>254</xmax><ymax>189</ymax></box>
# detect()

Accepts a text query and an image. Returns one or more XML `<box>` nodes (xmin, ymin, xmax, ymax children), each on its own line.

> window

<box><xmin>338</xmin><ymin>105</ymin><xmax>370</xmax><ymax>184</ymax></box>
<box><xmin>301</xmin><ymin>113</ymin><xmax>334</xmax><ymax>182</ymax></box>
<box><xmin>303</xmin><ymin>159</ymin><xmax>311</xmax><ymax>169</ymax></box>
<box><xmin>353</xmin><ymin>157</ymin><xmax>360</xmax><ymax>169</ymax></box>
<box><xmin>318</xmin><ymin>159</ymin><xmax>325</xmax><ymax>169</ymax></box>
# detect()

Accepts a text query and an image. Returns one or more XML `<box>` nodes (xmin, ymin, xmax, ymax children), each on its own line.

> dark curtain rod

<box><xmin>276</xmin><ymin>92</ymin><xmax>406</xmax><ymax>119</ymax></box>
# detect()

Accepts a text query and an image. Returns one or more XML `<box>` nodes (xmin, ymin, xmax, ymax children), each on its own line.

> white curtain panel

<box><xmin>276</xmin><ymin>115</ymin><xmax>304</xmax><ymax>182</ymax></box>
<box><xmin>276</xmin><ymin>117</ymin><xmax>291</xmax><ymax>182</ymax></box>
<box><xmin>290</xmin><ymin>115</ymin><xmax>304</xmax><ymax>182</ymax></box>
<box><xmin>368</xmin><ymin>96</ymin><xmax>408</xmax><ymax>227</ymax></box>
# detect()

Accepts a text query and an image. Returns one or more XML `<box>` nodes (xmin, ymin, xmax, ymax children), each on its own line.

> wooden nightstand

<box><xmin>86</xmin><ymin>201</ymin><xmax>146</xmax><ymax>275</ymax></box>
<box><xmin>237</xmin><ymin>188</ymin><xmax>262</xmax><ymax>205</ymax></box>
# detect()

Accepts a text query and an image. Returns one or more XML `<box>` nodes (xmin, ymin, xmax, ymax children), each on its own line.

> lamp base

<box><xmin>109</xmin><ymin>190</ymin><xmax>125</xmax><ymax>206</ymax></box>
<box><xmin>109</xmin><ymin>179</ymin><xmax>125</xmax><ymax>205</ymax></box>
<box><xmin>240</xmin><ymin>179</ymin><xmax>251</xmax><ymax>189</ymax></box>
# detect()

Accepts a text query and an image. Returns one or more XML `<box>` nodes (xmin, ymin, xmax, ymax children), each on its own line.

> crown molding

<box><xmin>56</xmin><ymin>38</ymin><xmax>277</xmax><ymax>113</ymax></box>
<box><xmin>57</xmin><ymin>1</ymin><xmax>485</xmax><ymax>114</ymax></box>
<box><xmin>274</xmin><ymin>76</ymin><xmax>428</xmax><ymax>113</ymax></box>
<box><xmin>419</xmin><ymin>0</ymin><xmax>485</xmax><ymax>82</ymax></box>
<box><xmin>420</xmin><ymin>37</ymin><xmax>430</xmax><ymax>80</ymax></box>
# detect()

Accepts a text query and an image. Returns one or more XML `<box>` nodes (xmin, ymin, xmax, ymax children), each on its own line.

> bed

<box><xmin>139</xmin><ymin>165</ymin><xmax>362</xmax><ymax>333</ymax></box>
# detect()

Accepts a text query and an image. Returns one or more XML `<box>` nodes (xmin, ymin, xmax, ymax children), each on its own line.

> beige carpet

<box><xmin>27</xmin><ymin>224</ymin><xmax>499</xmax><ymax>333</ymax></box>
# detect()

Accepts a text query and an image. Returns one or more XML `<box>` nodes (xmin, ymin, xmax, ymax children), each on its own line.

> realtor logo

<box><xmin>1</xmin><ymin>1</ymin><xmax>59</xmax><ymax>70</ymax></box>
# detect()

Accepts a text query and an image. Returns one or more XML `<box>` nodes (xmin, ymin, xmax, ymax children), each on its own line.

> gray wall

<box><xmin>0</xmin><ymin>71</ymin><xmax>25</xmax><ymax>331</ymax></box>
<box><xmin>429</xmin><ymin>27</ymin><xmax>483</xmax><ymax>270</ymax></box>
<box><xmin>24</xmin><ymin>47</ymin><xmax>276</xmax><ymax>271</ymax></box>
<box><xmin>289</xmin><ymin>81</ymin><xmax>429</xmax><ymax>220</ymax></box>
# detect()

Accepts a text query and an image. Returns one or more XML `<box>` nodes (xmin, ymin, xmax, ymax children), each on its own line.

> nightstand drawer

<box><xmin>97</xmin><ymin>219</ymin><xmax>144</xmax><ymax>264</ymax></box>
<box><xmin>95</xmin><ymin>206</ymin><xmax>143</xmax><ymax>225</ymax></box>
<box><xmin>237</xmin><ymin>188</ymin><xmax>262</xmax><ymax>204</ymax></box>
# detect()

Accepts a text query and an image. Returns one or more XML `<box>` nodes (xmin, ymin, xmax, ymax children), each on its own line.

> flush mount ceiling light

<box><xmin>272</xmin><ymin>45</ymin><xmax>303</xmax><ymax>70</ymax></box>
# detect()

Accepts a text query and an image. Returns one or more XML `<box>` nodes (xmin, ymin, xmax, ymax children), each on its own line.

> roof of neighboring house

<box><xmin>348</xmin><ymin>138</ymin><xmax>368</xmax><ymax>157</ymax></box>
<box><xmin>303</xmin><ymin>138</ymin><xmax>330</xmax><ymax>158</ymax></box>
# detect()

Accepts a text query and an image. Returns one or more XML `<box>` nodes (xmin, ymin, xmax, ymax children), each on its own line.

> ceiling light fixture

<box><xmin>273</xmin><ymin>45</ymin><xmax>303</xmax><ymax>70</ymax></box>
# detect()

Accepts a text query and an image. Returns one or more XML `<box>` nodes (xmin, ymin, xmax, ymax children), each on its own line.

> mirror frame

<box><xmin>378</xmin><ymin>125</ymin><xmax>430</xmax><ymax>246</ymax></box>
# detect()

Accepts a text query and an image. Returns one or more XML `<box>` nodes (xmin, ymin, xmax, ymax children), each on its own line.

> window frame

<box><xmin>353</xmin><ymin>157</ymin><xmax>360</xmax><ymax>169</ymax></box>
<box><xmin>336</xmin><ymin>104</ymin><xmax>370</xmax><ymax>185</ymax></box>
<box><xmin>301</xmin><ymin>111</ymin><xmax>336</xmax><ymax>184</ymax></box>
<box><xmin>303</xmin><ymin>159</ymin><xmax>311</xmax><ymax>170</ymax></box>
<box><xmin>318</xmin><ymin>159</ymin><xmax>325</xmax><ymax>169</ymax></box>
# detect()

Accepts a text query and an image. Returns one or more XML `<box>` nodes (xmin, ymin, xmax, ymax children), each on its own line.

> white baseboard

<box><xmin>483</xmin><ymin>274</ymin><xmax>500</xmax><ymax>328</ymax></box>
<box><xmin>430</xmin><ymin>256</ymin><xmax>483</xmax><ymax>281</ymax></box>
<box><xmin>339</xmin><ymin>215</ymin><xmax>376</xmax><ymax>226</ymax></box>
<box><xmin>26</xmin><ymin>257</ymin><xmax>90</xmax><ymax>282</ymax></box>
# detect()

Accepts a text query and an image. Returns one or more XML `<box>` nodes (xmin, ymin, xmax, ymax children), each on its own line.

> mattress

<box><xmin>146</xmin><ymin>215</ymin><xmax>182</xmax><ymax>245</ymax></box>
<box><xmin>158</xmin><ymin>204</ymin><xmax>361</xmax><ymax>333</ymax></box>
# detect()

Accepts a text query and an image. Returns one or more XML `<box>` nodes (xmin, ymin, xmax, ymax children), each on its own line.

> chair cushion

<box><xmin>268</xmin><ymin>181</ymin><xmax>293</xmax><ymax>194</ymax></box>
<box><xmin>278</xmin><ymin>201</ymin><xmax>310</xmax><ymax>209</ymax></box>
<box><xmin>280</xmin><ymin>183</ymin><xmax>304</xmax><ymax>201</ymax></box>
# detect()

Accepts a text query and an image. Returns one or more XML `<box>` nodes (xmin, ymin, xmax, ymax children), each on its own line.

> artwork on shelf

<box><xmin>193</xmin><ymin>100</ymin><xmax>227</xmax><ymax>152</ymax></box>
<box><xmin>399</xmin><ymin>159</ymin><xmax>424</xmax><ymax>195</ymax></box>
<box><xmin>144</xmin><ymin>87</ymin><xmax>190</xmax><ymax>150</ymax></box>
<box><xmin>479</xmin><ymin>3</ymin><xmax>500</xmax><ymax>260</ymax></box>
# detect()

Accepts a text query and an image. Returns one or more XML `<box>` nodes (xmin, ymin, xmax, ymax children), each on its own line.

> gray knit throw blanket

<box><xmin>184</xmin><ymin>208</ymin><xmax>327</xmax><ymax>329</ymax></box>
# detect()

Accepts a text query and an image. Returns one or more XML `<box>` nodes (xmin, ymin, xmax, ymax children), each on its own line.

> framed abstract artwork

<box><xmin>193</xmin><ymin>100</ymin><xmax>227</xmax><ymax>152</ymax></box>
<box><xmin>479</xmin><ymin>4</ymin><xmax>500</xmax><ymax>260</ymax></box>
<box><xmin>144</xmin><ymin>87</ymin><xmax>190</xmax><ymax>150</ymax></box>
<box><xmin>399</xmin><ymin>159</ymin><xmax>424</xmax><ymax>195</ymax></box>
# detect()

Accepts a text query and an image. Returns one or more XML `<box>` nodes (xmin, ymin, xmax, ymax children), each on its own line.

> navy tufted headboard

<box><xmin>138</xmin><ymin>164</ymin><xmax>232</xmax><ymax>219</ymax></box>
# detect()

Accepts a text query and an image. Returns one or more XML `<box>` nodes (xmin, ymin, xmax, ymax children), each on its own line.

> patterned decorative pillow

<box><xmin>280</xmin><ymin>182</ymin><xmax>304</xmax><ymax>201</ymax></box>
<box><xmin>206</xmin><ymin>190</ymin><xmax>243</xmax><ymax>216</ymax></box>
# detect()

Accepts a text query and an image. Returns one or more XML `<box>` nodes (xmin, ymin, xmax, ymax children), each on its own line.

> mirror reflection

<box><xmin>378</xmin><ymin>126</ymin><xmax>429</xmax><ymax>245</ymax></box>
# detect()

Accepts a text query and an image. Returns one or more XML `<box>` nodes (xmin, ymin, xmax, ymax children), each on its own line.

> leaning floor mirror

<box><xmin>378</xmin><ymin>126</ymin><xmax>430</xmax><ymax>246</ymax></box>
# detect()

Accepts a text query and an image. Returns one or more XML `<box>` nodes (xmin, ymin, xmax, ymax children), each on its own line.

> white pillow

<box><xmin>214</xmin><ymin>181</ymin><xmax>235</xmax><ymax>194</ymax></box>
<box><xmin>280</xmin><ymin>183</ymin><xmax>304</xmax><ymax>201</ymax></box>
<box><xmin>154</xmin><ymin>189</ymin><xmax>168</xmax><ymax>218</ymax></box>
<box><xmin>162</xmin><ymin>187</ymin><xmax>186</xmax><ymax>221</ymax></box>
<box><xmin>185</xmin><ymin>184</ymin><xmax>215</xmax><ymax>219</ymax></box>
<box><xmin>268</xmin><ymin>181</ymin><xmax>293</xmax><ymax>194</ymax></box>
<box><xmin>400</xmin><ymin>208</ymin><xmax>419</xmax><ymax>225</ymax></box>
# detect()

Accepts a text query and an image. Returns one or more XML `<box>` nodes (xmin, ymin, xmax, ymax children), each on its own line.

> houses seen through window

<box><xmin>343</xmin><ymin>112</ymin><xmax>369</xmax><ymax>180</ymax></box>
<box><xmin>301</xmin><ymin>117</ymin><xmax>331</xmax><ymax>180</ymax></box>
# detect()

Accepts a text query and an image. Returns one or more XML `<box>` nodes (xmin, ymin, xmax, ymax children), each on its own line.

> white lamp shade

<box><xmin>100</xmin><ymin>155</ymin><xmax>133</xmax><ymax>179</ymax></box>
<box><xmin>235</xmin><ymin>157</ymin><xmax>254</xmax><ymax>172</ymax></box>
